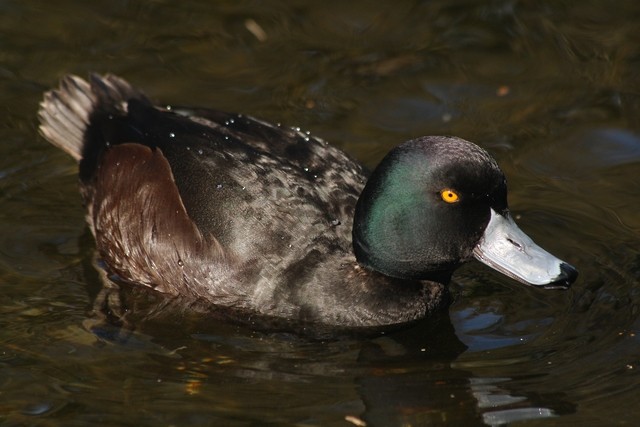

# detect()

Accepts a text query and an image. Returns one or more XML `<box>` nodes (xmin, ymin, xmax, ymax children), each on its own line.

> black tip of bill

<box><xmin>473</xmin><ymin>209</ymin><xmax>578</xmax><ymax>290</ymax></box>
<box><xmin>541</xmin><ymin>262</ymin><xmax>579</xmax><ymax>290</ymax></box>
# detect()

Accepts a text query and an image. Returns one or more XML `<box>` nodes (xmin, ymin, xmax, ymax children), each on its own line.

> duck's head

<box><xmin>353</xmin><ymin>136</ymin><xmax>577</xmax><ymax>288</ymax></box>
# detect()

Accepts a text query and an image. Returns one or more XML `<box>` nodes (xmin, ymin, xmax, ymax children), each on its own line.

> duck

<box><xmin>38</xmin><ymin>74</ymin><xmax>578</xmax><ymax>329</ymax></box>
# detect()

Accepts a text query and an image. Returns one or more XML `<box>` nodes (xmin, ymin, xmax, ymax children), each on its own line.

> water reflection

<box><xmin>73</xmin><ymin>259</ymin><xmax>575</xmax><ymax>426</ymax></box>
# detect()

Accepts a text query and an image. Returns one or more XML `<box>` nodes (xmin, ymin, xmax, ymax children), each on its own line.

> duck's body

<box><xmin>39</xmin><ymin>74</ymin><xmax>576</xmax><ymax>328</ymax></box>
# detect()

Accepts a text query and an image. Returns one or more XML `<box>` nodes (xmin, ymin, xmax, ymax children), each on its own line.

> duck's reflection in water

<box><xmin>84</xmin><ymin>262</ymin><xmax>572</xmax><ymax>427</ymax></box>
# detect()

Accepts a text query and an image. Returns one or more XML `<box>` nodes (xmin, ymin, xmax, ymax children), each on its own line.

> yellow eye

<box><xmin>440</xmin><ymin>188</ymin><xmax>460</xmax><ymax>203</ymax></box>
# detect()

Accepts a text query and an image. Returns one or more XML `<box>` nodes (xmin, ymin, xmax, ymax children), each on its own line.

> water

<box><xmin>1</xmin><ymin>0</ymin><xmax>639</xmax><ymax>425</ymax></box>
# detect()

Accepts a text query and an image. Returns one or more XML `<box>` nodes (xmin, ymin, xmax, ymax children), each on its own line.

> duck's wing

<box><xmin>39</xmin><ymin>74</ymin><xmax>366</xmax><ymax>302</ymax></box>
<box><xmin>88</xmin><ymin>141</ymin><xmax>236</xmax><ymax>300</ymax></box>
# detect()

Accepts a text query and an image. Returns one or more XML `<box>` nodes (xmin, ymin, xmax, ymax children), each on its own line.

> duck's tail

<box><xmin>38</xmin><ymin>74</ymin><xmax>147</xmax><ymax>161</ymax></box>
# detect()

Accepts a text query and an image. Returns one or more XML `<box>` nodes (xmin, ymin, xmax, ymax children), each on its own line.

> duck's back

<box><xmin>88</xmin><ymin>93</ymin><xmax>366</xmax><ymax>256</ymax></box>
<box><xmin>40</xmin><ymin>75</ymin><xmax>372</xmax><ymax>312</ymax></box>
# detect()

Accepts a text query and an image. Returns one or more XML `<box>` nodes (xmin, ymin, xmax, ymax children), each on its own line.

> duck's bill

<box><xmin>473</xmin><ymin>209</ymin><xmax>578</xmax><ymax>289</ymax></box>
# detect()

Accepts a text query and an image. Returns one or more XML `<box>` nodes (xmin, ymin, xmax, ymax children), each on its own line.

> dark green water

<box><xmin>1</xmin><ymin>1</ymin><xmax>639</xmax><ymax>425</ymax></box>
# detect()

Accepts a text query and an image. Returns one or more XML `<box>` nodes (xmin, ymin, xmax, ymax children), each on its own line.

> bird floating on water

<box><xmin>38</xmin><ymin>74</ymin><xmax>578</xmax><ymax>329</ymax></box>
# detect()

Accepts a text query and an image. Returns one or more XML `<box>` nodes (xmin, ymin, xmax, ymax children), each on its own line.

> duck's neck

<box><xmin>315</xmin><ymin>263</ymin><xmax>450</xmax><ymax>327</ymax></box>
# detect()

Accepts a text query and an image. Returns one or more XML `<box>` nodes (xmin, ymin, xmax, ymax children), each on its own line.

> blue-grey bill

<box><xmin>473</xmin><ymin>209</ymin><xmax>578</xmax><ymax>289</ymax></box>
